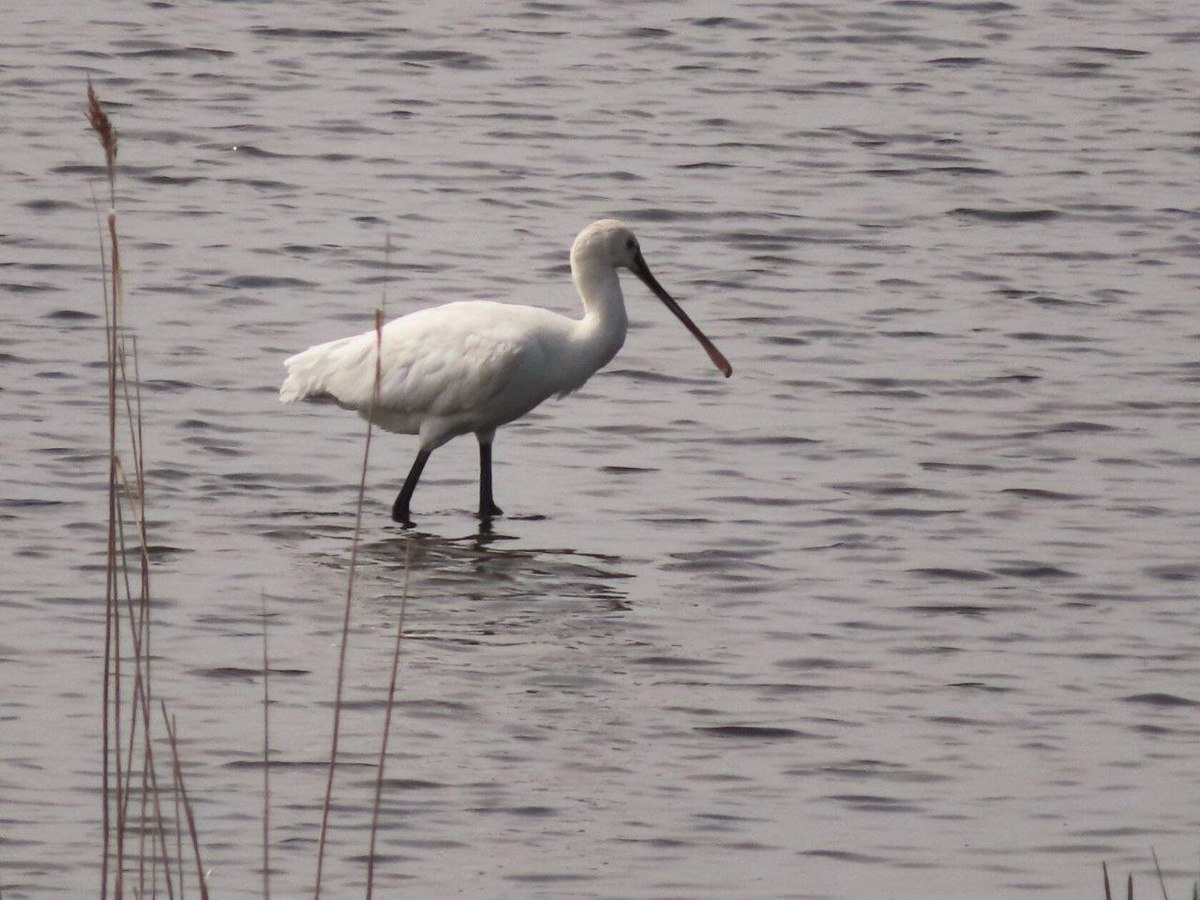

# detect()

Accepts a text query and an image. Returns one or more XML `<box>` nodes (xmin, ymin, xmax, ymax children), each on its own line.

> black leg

<box><xmin>392</xmin><ymin>448</ymin><xmax>431</xmax><ymax>527</ymax></box>
<box><xmin>478</xmin><ymin>440</ymin><xmax>503</xmax><ymax>522</ymax></box>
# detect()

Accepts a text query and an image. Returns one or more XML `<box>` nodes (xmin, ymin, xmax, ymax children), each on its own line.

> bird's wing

<box><xmin>376</xmin><ymin>305</ymin><xmax>534</xmax><ymax>418</ymax></box>
<box><xmin>282</xmin><ymin>302</ymin><xmax>539</xmax><ymax>418</ymax></box>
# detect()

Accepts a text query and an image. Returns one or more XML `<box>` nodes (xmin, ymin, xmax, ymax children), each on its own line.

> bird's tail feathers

<box><xmin>279</xmin><ymin>336</ymin><xmax>365</xmax><ymax>404</ymax></box>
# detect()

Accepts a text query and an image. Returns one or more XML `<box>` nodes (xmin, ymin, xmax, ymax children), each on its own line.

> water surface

<box><xmin>3</xmin><ymin>1</ymin><xmax>1199</xmax><ymax>897</ymax></box>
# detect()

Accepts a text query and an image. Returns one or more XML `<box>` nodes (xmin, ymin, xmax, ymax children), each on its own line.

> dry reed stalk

<box><xmin>161</xmin><ymin>705</ymin><xmax>208</xmax><ymax>900</ymax></box>
<box><xmin>118</xmin><ymin>349</ymin><xmax>178</xmax><ymax>897</ymax></box>
<box><xmin>173</xmin><ymin>773</ymin><xmax>184</xmax><ymax>899</ymax></box>
<box><xmin>314</xmin><ymin>308</ymin><xmax>385</xmax><ymax>899</ymax></box>
<box><xmin>88</xmin><ymin>77</ymin><xmax>122</xmax><ymax>900</ymax></box>
<box><xmin>89</xmin><ymin>81</ymin><xmax>192</xmax><ymax>900</ymax></box>
<box><xmin>261</xmin><ymin>593</ymin><xmax>272</xmax><ymax>900</ymax></box>
<box><xmin>364</xmin><ymin>251</ymin><xmax>401</xmax><ymax>899</ymax></box>
<box><xmin>1104</xmin><ymin>853</ymin><xmax>1200</xmax><ymax>900</ymax></box>
<box><xmin>1153</xmin><ymin>849</ymin><xmax>1169</xmax><ymax>900</ymax></box>
<box><xmin>365</xmin><ymin>535</ymin><xmax>411</xmax><ymax>899</ymax></box>
<box><xmin>1103</xmin><ymin>866</ymin><xmax>1131</xmax><ymax>900</ymax></box>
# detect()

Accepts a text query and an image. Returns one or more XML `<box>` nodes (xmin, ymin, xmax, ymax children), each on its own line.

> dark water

<box><xmin>4</xmin><ymin>1</ymin><xmax>1200</xmax><ymax>897</ymax></box>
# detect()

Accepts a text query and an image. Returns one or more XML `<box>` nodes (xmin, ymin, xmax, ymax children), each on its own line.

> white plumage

<box><xmin>281</xmin><ymin>219</ymin><xmax>731</xmax><ymax>527</ymax></box>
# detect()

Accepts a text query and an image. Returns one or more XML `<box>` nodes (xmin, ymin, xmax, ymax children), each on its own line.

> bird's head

<box><xmin>570</xmin><ymin>219</ymin><xmax>732</xmax><ymax>378</ymax></box>
<box><xmin>571</xmin><ymin>218</ymin><xmax>643</xmax><ymax>271</ymax></box>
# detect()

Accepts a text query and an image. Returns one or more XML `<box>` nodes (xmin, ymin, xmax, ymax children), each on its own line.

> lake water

<box><xmin>3</xmin><ymin>1</ymin><xmax>1199</xmax><ymax>897</ymax></box>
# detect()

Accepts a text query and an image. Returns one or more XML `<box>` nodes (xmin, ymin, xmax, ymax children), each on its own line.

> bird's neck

<box><xmin>571</xmin><ymin>259</ymin><xmax>628</xmax><ymax>366</ymax></box>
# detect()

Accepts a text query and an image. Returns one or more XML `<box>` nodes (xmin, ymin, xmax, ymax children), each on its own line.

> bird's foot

<box><xmin>476</xmin><ymin>502</ymin><xmax>503</xmax><ymax>534</ymax></box>
<box><xmin>391</xmin><ymin>506</ymin><xmax>415</xmax><ymax>528</ymax></box>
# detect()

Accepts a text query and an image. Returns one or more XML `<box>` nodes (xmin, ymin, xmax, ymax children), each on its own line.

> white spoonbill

<box><xmin>280</xmin><ymin>219</ymin><xmax>732</xmax><ymax>527</ymax></box>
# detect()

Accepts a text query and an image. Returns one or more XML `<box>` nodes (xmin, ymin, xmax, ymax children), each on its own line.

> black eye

<box><xmin>626</xmin><ymin>238</ymin><xmax>637</xmax><ymax>250</ymax></box>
